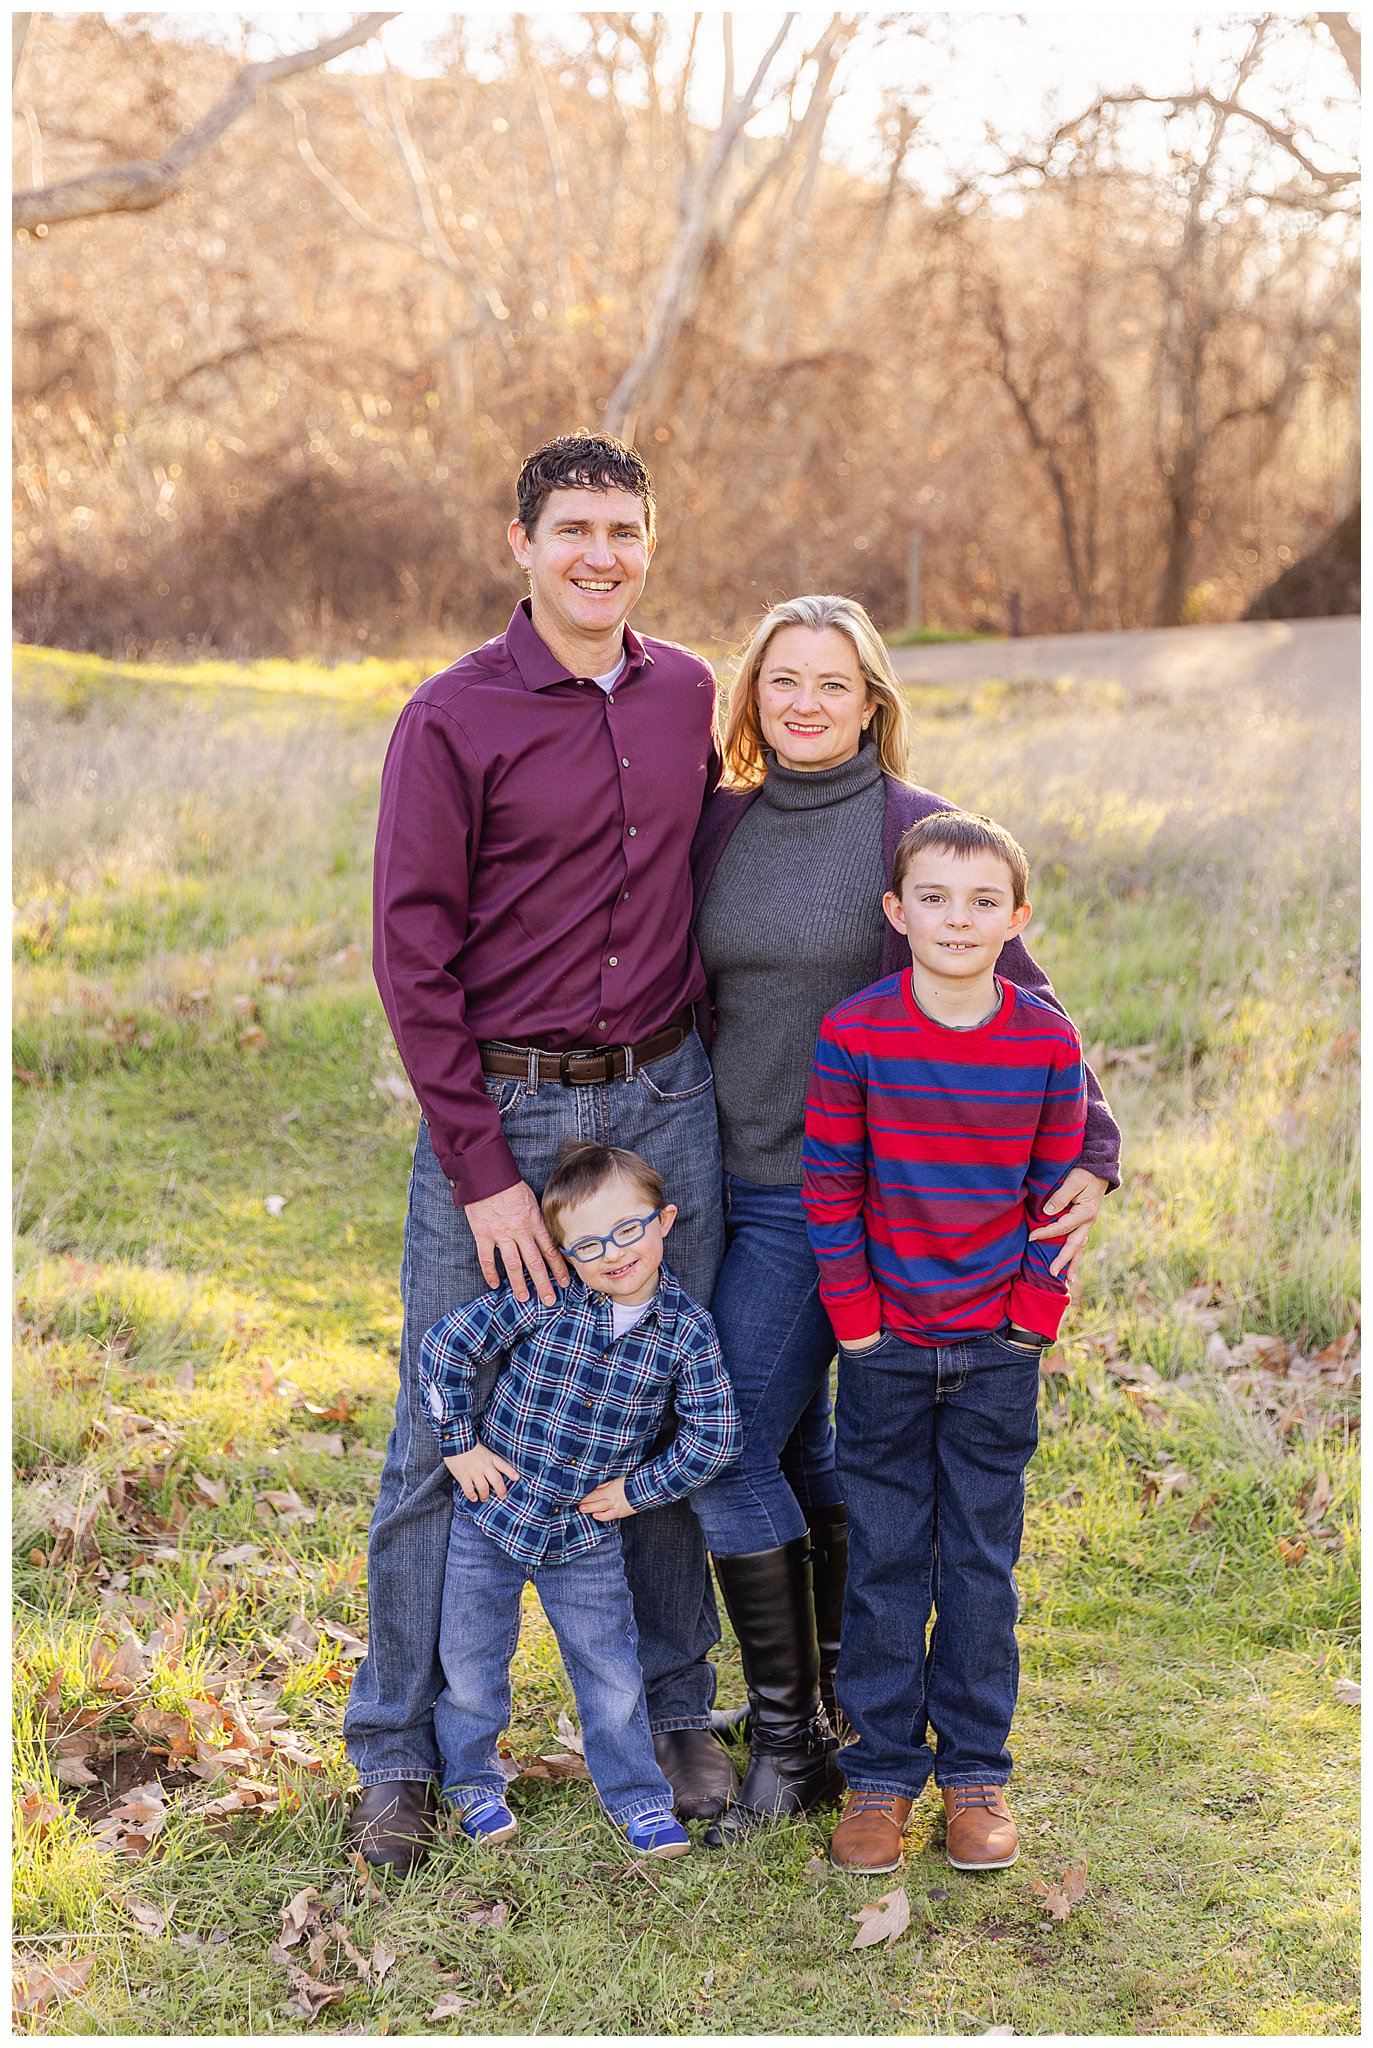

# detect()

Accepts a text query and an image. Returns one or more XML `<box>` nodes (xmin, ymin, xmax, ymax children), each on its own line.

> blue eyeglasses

<box><xmin>563</xmin><ymin>1210</ymin><xmax>663</xmax><ymax>1264</ymax></box>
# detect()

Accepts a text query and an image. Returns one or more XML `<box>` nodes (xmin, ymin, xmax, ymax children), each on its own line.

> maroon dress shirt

<box><xmin>373</xmin><ymin>601</ymin><xmax>720</xmax><ymax>1206</ymax></box>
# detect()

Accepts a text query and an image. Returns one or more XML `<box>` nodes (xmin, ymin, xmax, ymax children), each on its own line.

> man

<box><xmin>346</xmin><ymin>433</ymin><xmax>736</xmax><ymax>1869</ymax></box>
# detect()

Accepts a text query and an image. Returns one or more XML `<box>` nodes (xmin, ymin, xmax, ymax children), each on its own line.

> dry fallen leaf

<box><xmin>52</xmin><ymin>1754</ymin><xmax>100</xmax><ymax>1787</ymax></box>
<box><xmin>16</xmin><ymin>1787</ymin><xmax>64</xmax><ymax>1842</ymax></box>
<box><xmin>349</xmin><ymin>1850</ymin><xmax>384</xmax><ymax>1904</ymax></box>
<box><xmin>12</xmin><ymin>1952</ymin><xmax>97</xmax><ymax>2018</ymax></box>
<box><xmin>515</xmin><ymin>1751</ymin><xmax>590</xmax><ymax>1782</ymax></box>
<box><xmin>371</xmin><ymin>1939</ymin><xmax>398</xmax><ymax>1983</ymax></box>
<box><xmin>429</xmin><ymin>1993</ymin><xmax>475</xmax><ymax>2019</ymax></box>
<box><xmin>269</xmin><ymin>1948</ymin><xmax>346</xmax><ymax>2023</ymax></box>
<box><xmin>122</xmin><ymin>1897</ymin><xmax>172</xmax><ymax>1936</ymax></box>
<box><xmin>851</xmin><ymin>1886</ymin><xmax>911</xmax><ymax>1951</ymax></box>
<box><xmin>464</xmin><ymin>1900</ymin><xmax>510</xmax><ymax>1929</ymax></box>
<box><xmin>89</xmin><ymin>1630</ymin><xmax>148</xmax><ymax>1694</ymax></box>
<box><xmin>133</xmin><ymin>1706</ymin><xmax>198</xmax><ymax>1761</ymax></box>
<box><xmin>278</xmin><ymin>1888</ymin><xmax>323</xmax><ymax>1948</ymax></box>
<box><xmin>555</xmin><ymin>1708</ymin><xmax>585</xmax><ymax>1756</ymax></box>
<box><xmin>1032</xmin><ymin>1861</ymin><xmax>1088</xmax><ymax>1922</ymax></box>
<box><xmin>294</xmin><ymin>1431</ymin><xmax>346</xmax><ymax>1458</ymax></box>
<box><xmin>1297</xmin><ymin>1471</ymin><xmax>1334</xmax><ymax>1528</ymax></box>
<box><xmin>1275</xmin><ymin>1537</ymin><xmax>1308</xmax><ymax>1566</ymax></box>
<box><xmin>1174</xmin><ymin>1284</ymin><xmax>1225</xmax><ymax>1332</ymax></box>
<box><xmin>192</xmin><ymin>1472</ymin><xmax>228</xmax><ymax>1508</ymax></box>
<box><xmin>1333</xmin><ymin>1678</ymin><xmax>1361</xmax><ymax>1707</ymax></box>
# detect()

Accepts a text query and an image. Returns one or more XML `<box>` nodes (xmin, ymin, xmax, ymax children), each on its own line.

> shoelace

<box><xmin>950</xmin><ymin>1786</ymin><xmax>1002</xmax><ymax>1814</ymax></box>
<box><xmin>848</xmin><ymin>1791</ymin><xmax>903</xmax><ymax>1815</ymax></box>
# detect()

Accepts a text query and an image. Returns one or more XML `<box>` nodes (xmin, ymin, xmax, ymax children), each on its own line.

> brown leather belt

<box><xmin>478</xmin><ymin>1007</ymin><xmax>693</xmax><ymax>1086</ymax></box>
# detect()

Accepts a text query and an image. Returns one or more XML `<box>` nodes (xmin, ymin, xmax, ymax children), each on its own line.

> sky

<box><xmin>112</xmin><ymin>7</ymin><xmax>1360</xmax><ymax>205</ymax></box>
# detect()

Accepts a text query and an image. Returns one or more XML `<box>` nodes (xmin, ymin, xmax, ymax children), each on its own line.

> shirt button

<box><xmin>598</xmin><ymin>1020</ymin><xmax>608</xmax><ymax>1032</ymax></box>
<box><xmin>628</xmin><ymin>826</ymin><xmax>637</xmax><ymax>837</ymax></box>
<box><xmin>621</xmin><ymin>757</ymin><xmax>630</xmax><ymax>767</ymax></box>
<box><xmin>607</xmin><ymin>693</ymin><xmax>615</xmax><ymax>703</ymax></box>
<box><xmin>584</xmin><ymin>1397</ymin><xmax>593</xmax><ymax>1407</ymax></box>
<box><xmin>608</xmin><ymin>956</ymin><xmax>618</xmax><ymax>967</ymax></box>
<box><xmin>622</xmin><ymin>890</ymin><xmax>629</xmax><ymax>900</ymax></box>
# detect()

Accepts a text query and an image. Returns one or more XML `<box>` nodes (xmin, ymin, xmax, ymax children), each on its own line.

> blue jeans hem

<box><xmin>839</xmin><ymin>1770</ymin><xmax>932</xmax><ymax>1798</ymax></box>
<box><xmin>649</xmin><ymin>1715</ymin><xmax>711</xmax><ymax>1735</ymax></box>
<box><xmin>607</xmin><ymin>1794</ymin><xmax>679</xmax><ymax>1827</ymax></box>
<box><xmin>355</xmin><ymin>1768</ymin><xmax>439</xmax><ymax>1789</ymax></box>
<box><xmin>442</xmin><ymin>1779</ymin><xmax>513</xmax><ymax>1814</ymax></box>
<box><xmin>936</xmin><ymin>1770</ymin><xmax>1013</xmax><ymax>1789</ymax></box>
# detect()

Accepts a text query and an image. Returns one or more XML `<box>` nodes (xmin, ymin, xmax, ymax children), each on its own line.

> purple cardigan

<box><xmin>690</xmin><ymin>774</ymin><xmax>1122</xmax><ymax>1189</ymax></box>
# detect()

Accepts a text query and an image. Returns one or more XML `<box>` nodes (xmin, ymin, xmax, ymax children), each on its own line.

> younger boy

<box><xmin>419</xmin><ymin>1141</ymin><xmax>739</xmax><ymax>1860</ymax></box>
<box><xmin>802</xmin><ymin>810</ymin><xmax>1088</xmax><ymax>1877</ymax></box>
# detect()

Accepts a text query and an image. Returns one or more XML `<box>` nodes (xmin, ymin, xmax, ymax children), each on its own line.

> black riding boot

<box><xmin>702</xmin><ymin>1537</ymin><xmax>842</xmax><ymax>1848</ymax></box>
<box><xmin>808</xmin><ymin>1502</ymin><xmax>849</xmax><ymax>1737</ymax></box>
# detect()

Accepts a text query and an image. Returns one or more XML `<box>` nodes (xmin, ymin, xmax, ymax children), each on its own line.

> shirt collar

<box><xmin>566</xmin><ymin>1264</ymin><xmax>681</xmax><ymax>1335</ymax></box>
<box><xmin>505</xmin><ymin>599</ymin><xmax>654</xmax><ymax>693</ymax></box>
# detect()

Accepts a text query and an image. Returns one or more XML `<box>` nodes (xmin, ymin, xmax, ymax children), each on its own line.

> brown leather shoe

<box><xmin>828</xmin><ymin>1790</ymin><xmax>913</xmax><ymax>1873</ymax></box>
<box><xmin>943</xmin><ymin>1784</ymin><xmax>1018</xmax><ymax>1870</ymax></box>
<box><xmin>653</xmin><ymin>1728</ymin><xmax>739</xmax><ymax>1821</ymax></box>
<box><xmin>350</xmin><ymin>1779</ymin><xmax>435</xmax><ymax>1873</ymax></box>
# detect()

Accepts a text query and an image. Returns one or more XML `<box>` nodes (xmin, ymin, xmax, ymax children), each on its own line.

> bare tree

<box><xmin>13</xmin><ymin>14</ymin><xmax>396</xmax><ymax>232</ymax></box>
<box><xmin>601</xmin><ymin>14</ymin><xmax>833</xmax><ymax>440</ymax></box>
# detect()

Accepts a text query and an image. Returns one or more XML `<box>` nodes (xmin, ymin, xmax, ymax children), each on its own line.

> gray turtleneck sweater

<box><xmin>694</xmin><ymin>742</ymin><xmax>889</xmax><ymax>1184</ymax></box>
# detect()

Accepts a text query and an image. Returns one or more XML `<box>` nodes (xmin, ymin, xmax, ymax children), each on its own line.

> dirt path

<box><xmin>891</xmin><ymin>615</ymin><xmax>1359</xmax><ymax>711</ymax></box>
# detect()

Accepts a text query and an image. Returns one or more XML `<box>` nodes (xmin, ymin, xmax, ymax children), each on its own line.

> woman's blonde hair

<box><xmin>718</xmin><ymin>593</ymin><xmax>912</xmax><ymax>789</ymax></box>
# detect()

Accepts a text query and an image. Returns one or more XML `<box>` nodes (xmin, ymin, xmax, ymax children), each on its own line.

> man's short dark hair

<box><xmin>540</xmin><ymin>1140</ymin><xmax>665</xmax><ymax>1245</ymax></box>
<box><xmin>515</xmin><ymin>433</ymin><xmax>656</xmax><ymax>540</ymax></box>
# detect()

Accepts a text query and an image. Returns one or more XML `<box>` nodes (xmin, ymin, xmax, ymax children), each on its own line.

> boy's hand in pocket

<box><xmin>444</xmin><ymin>1444</ymin><xmax>520</xmax><ymax>1501</ymax></box>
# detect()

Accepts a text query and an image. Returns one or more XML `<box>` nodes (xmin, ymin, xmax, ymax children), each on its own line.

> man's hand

<box><xmin>840</xmin><ymin>1332</ymin><xmax>884</xmax><ymax>1352</ymax></box>
<box><xmin>464</xmin><ymin>1180</ymin><xmax>569</xmax><ymax>1306</ymax></box>
<box><xmin>444</xmin><ymin>1443</ymin><xmax>521</xmax><ymax>1502</ymax></box>
<box><xmin>578</xmin><ymin>1476</ymin><xmax>635</xmax><ymax>1523</ymax></box>
<box><xmin>1027</xmin><ymin>1168</ymin><xmax>1110</xmax><ymax>1288</ymax></box>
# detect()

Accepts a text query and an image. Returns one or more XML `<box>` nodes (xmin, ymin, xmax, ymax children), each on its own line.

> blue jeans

<box><xmin>434</xmin><ymin>1514</ymin><xmax>675</xmax><ymax>1827</ymax></box>
<box><xmin>344</xmin><ymin>1030</ymin><xmax>726</xmax><ymax>1786</ymax></box>
<box><xmin>691</xmin><ymin>1176</ymin><xmax>843</xmax><ymax>1557</ymax></box>
<box><xmin>834</xmin><ymin>1327</ymin><xmax>1041</xmax><ymax>1794</ymax></box>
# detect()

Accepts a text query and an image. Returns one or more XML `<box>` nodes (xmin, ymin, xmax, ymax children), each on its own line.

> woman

<box><xmin>689</xmin><ymin>594</ymin><xmax>1121</xmax><ymax>1846</ymax></box>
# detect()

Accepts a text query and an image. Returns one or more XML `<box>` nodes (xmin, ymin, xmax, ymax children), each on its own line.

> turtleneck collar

<box><xmin>759</xmin><ymin>736</ymin><xmax>883</xmax><ymax>812</ymax></box>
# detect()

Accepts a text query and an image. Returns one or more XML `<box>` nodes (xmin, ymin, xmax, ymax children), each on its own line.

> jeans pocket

<box><xmin>483</xmin><ymin>1075</ymin><xmax>527</xmax><ymax>1119</ymax></box>
<box><xmin>635</xmin><ymin>1031</ymin><xmax>714</xmax><ymax>1104</ymax></box>
<box><xmin>839</xmin><ymin>1331</ymin><xmax>902</xmax><ymax>1360</ymax></box>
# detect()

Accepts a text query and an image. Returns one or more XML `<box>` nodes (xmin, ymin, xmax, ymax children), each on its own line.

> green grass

<box><xmin>884</xmin><ymin>626</ymin><xmax>999</xmax><ymax>647</ymax></box>
<box><xmin>12</xmin><ymin>645</ymin><xmax>1359</xmax><ymax>2035</ymax></box>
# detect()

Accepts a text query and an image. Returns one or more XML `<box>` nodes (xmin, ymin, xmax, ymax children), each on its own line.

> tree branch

<box><xmin>14</xmin><ymin>14</ymin><xmax>398</xmax><ymax>232</ymax></box>
<box><xmin>1316</xmin><ymin>12</ymin><xmax>1360</xmax><ymax>90</ymax></box>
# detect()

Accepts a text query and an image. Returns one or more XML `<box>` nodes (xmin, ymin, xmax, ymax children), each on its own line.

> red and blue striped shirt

<box><xmin>803</xmin><ymin>972</ymin><xmax>1088</xmax><ymax>1345</ymax></box>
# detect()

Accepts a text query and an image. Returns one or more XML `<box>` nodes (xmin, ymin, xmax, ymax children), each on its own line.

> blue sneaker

<box><xmin>458</xmin><ymin>1795</ymin><xmax>519</xmax><ymax>1845</ymax></box>
<box><xmin>624</xmin><ymin>1808</ymin><xmax>690</xmax><ymax>1859</ymax></box>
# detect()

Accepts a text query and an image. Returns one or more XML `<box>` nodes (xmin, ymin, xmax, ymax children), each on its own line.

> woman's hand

<box><xmin>1026</xmin><ymin>1168</ymin><xmax>1110</xmax><ymax>1289</ymax></box>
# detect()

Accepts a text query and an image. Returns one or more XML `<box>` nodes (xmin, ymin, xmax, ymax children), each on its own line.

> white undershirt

<box><xmin>591</xmin><ymin>653</ymin><xmax>628</xmax><ymax>694</ymax></box>
<box><xmin>610</xmin><ymin>1298</ymin><xmax>654</xmax><ymax>1340</ymax></box>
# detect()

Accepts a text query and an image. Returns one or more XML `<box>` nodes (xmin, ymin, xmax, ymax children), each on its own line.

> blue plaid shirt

<box><xmin>418</xmin><ymin>1266</ymin><xmax>739</xmax><ymax>1568</ymax></box>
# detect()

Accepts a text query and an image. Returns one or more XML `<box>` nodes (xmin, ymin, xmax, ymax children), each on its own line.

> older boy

<box><xmin>803</xmin><ymin>811</ymin><xmax>1089</xmax><ymax>1876</ymax></box>
<box><xmin>419</xmin><ymin>1142</ymin><xmax>739</xmax><ymax>1859</ymax></box>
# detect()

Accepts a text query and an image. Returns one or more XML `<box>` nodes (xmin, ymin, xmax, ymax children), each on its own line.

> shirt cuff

<box><xmin>622</xmin><ymin>1462</ymin><xmax>675</xmax><ymax>1515</ymax></box>
<box><xmin>1007</xmin><ymin>1276</ymin><xmax>1068</xmax><ymax>1342</ymax></box>
<box><xmin>431</xmin><ymin>1125</ymin><xmax>522</xmax><ymax>1208</ymax></box>
<box><xmin>822</xmin><ymin>1279</ymin><xmax>885</xmax><ymax>1344</ymax></box>
<box><xmin>435</xmin><ymin>1417</ymin><xmax>477</xmax><ymax>1459</ymax></box>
